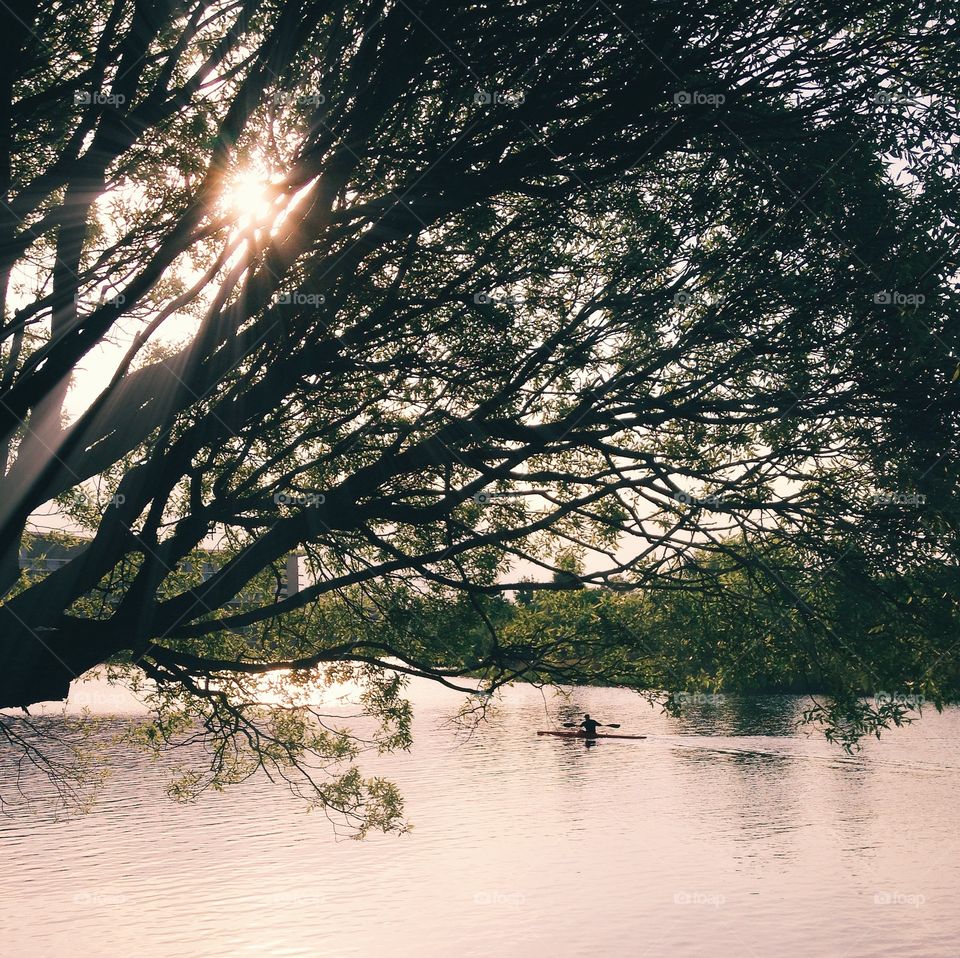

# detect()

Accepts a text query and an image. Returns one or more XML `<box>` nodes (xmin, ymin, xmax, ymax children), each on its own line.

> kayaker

<box><xmin>580</xmin><ymin>714</ymin><xmax>602</xmax><ymax>738</ymax></box>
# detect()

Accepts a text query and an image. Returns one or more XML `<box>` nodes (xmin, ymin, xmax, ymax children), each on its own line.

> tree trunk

<box><xmin>0</xmin><ymin>610</ymin><xmax>124</xmax><ymax>709</ymax></box>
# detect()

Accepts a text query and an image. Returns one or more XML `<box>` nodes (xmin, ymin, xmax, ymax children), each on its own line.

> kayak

<box><xmin>537</xmin><ymin>730</ymin><xmax>647</xmax><ymax>740</ymax></box>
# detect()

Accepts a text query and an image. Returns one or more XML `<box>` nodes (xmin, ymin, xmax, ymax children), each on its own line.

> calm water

<box><xmin>2</xmin><ymin>680</ymin><xmax>958</xmax><ymax>958</ymax></box>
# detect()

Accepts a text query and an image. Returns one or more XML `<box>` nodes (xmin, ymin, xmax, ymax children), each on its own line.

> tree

<box><xmin>1</xmin><ymin>0</ymin><xmax>958</xmax><ymax>829</ymax></box>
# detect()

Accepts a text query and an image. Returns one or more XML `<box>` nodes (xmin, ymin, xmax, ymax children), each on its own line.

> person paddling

<box><xmin>559</xmin><ymin>714</ymin><xmax>623</xmax><ymax>737</ymax></box>
<box><xmin>580</xmin><ymin>714</ymin><xmax>601</xmax><ymax>738</ymax></box>
<box><xmin>582</xmin><ymin>713</ymin><xmax>616</xmax><ymax>738</ymax></box>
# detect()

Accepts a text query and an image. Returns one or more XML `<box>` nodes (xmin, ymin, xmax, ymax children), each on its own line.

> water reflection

<box><xmin>667</xmin><ymin>693</ymin><xmax>801</xmax><ymax>737</ymax></box>
<box><xmin>1</xmin><ymin>685</ymin><xmax>958</xmax><ymax>958</ymax></box>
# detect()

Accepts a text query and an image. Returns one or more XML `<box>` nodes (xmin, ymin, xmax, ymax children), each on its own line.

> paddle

<box><xmin>562</xmin><ymin>722</ymin><xmax>621</xmax><ymax>729</ymax></box>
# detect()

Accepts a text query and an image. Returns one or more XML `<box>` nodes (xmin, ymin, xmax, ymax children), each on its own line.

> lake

<box><xmin>1</xmin><ymin>680</ymin><xmax>958</xmax><ymax>958</ymax></box>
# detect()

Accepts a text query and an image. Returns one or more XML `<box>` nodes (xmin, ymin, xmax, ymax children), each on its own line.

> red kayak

<box><xmin>537</xmin><ymin>730</ymin><xmax>647</xmax><ymax>740</ymax></box>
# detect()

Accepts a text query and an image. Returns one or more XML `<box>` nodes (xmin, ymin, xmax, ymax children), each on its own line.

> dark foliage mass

<box><xmin>0</xmin><ymin>0</ymin><xmax>957</xmax><ymax>827</ymax></box>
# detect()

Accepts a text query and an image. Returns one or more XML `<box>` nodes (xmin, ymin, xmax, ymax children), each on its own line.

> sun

<box><xmin>221</xmin><ymin>167</ymin><xmax>282</xmax><ymax>231</ymax></box>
